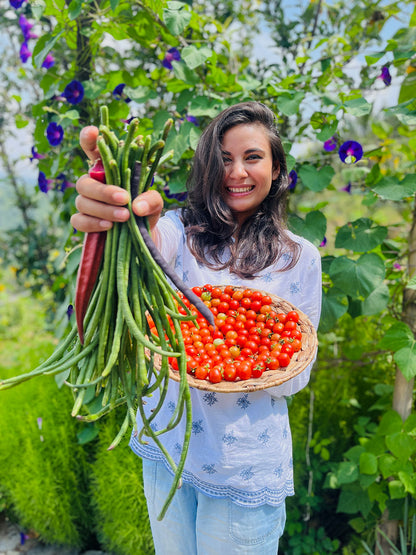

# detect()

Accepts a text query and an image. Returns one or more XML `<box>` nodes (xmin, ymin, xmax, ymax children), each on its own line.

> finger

<box><xmin>79</xmin><ymin>126</ymin><xmax>100</xmax><ymax>162</ymax></box>
<box><xmin>76</xmin><ymin>174</ymin><xmax>130</xmax><ymax>205</ymax></box>
<box><xmin>70</xmin><ymin>212</ymin><xmax>114</xmax><ymax>233</ymax></box>
<box><xmin>75</xmin><ymin>194</ymin><xmax>130</xmax><ymax>223</ymax></box>
<box><xmin>132</xmin><ymin>190</ymin><xmax>164</xmax><ymax>231</ymax></box>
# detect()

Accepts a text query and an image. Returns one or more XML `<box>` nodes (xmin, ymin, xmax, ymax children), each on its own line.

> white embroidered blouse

<box><xmin>130</xmin><ymin>209</ymin><xmax>322</xmax><ymax>507</ymax></box>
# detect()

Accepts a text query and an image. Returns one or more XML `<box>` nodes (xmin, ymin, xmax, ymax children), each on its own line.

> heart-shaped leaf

<box><xmin>329</xmin><ymin>253</ymin><xmax>385</xmax><ymax>299</ymax></box>
<box><xmin>335</xmin><ymin>218</ymin><xmax>388</xmax><ymax>252</ymax></box>
<box><xmin>299</xmin><ymin>164</ymin><xmax>335</xmax><ymax>192</ymax></box>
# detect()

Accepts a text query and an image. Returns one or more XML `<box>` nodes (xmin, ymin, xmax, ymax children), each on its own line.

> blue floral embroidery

<box><xmin>283</xmin><ymin>427</ymin><xmax>288</xmax><ymax>439</ymax></box>
<box><xmin>282</xmin><ymin>252</ymin><xmax>292</xmax><ymax>263</ymax></box>
<box><xmin>257</xmin><ymin>428</ymin><xmax>270</xmax><ymax>445</ymax></box>
<box><xmin>183</xmin><ymin>270</ymin><xmax>189</xmax><ymax>282</ymax></box>
<box><xmin>192</xmin><ymin>419</ymin><xmax>204</xmax><ymax>434</ymax></box>
<box><xmin>240</xmin><ymin>466</ymin><xmax>254</xmax><ymax>481</ymax></box>
<box><xmin>290</xmin><ymin>281</ymin><xmax>301</xmax><ymax>294</ymax></box>
<box><xmin>274</xmin><ymin>464</ymin><xmax>283</xmax><ymax>478</ymax></box>
<box><xmin>223</xmin><ymin>432</ymin><xmax>238</xmax><ymax>446</ymax></box>
<box><xmin>202</xmin><ymin>464</ymin><xmax>217</xmax><ymax>474</ymax></box>
<box><xmin>167</xmin><ymin>401</ymin><xmax>176</xmax><ymax>413</ymax></box>
<box><xmin>271</xmin><ymin>398</ymin><xmax>276</xmax><ymax>408</ymax></box>
<box><xmin>236</xmin><ymin>394</ymin><xmax>251</xmax><ymax>410</ymax></box>
<box><xmin>150</xmin><ymin>421</ymin><xmax>158</xmax><ymax>432</ymax></box>
<box><xmin>203</xmin><ymin>392</ymin><xmax>218</xmax><ymax>406</ymax></box>
<box><xmin>263</xmin><ymin>272</ymin><xmax>273</xmax><ymax>283</ymax></box>
<box><xmin>174</xmin><ymin>442</ymin><xmax>182</xmax><ymax>454</ymax></box>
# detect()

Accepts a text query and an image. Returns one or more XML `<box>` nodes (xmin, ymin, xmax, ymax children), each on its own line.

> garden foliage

<box><xmin>0</xmin><ymin>0</ymin><xmax>416</xmax><ymax>552</ymax></box>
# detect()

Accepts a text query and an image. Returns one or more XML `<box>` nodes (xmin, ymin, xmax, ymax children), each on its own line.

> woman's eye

<box><xmin>247</xmin><ymin>154</ymin><xmax>261</xmax><ymax>160</ymax></box>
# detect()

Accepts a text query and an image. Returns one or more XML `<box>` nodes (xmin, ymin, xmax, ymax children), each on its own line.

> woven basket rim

<box><xmin>168</xmin><ymin>286</ymin><xmax>318</xmax><ymax>393</ymax></box>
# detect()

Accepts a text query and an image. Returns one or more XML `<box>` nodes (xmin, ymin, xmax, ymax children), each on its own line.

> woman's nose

<box><xmin>228</xmin><ymin>161</ymin><xmax>248</xmax><ymax>178</ymax></box>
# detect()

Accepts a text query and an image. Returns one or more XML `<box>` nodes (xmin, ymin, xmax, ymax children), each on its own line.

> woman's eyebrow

<box><xmin>221</xmin><ymin>148</ymin><xmax>266</xmax><ymax>155</ymax></box>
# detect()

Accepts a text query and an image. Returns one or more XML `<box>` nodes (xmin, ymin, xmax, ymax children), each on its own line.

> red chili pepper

<box><xmin>75</xmin><ymin>159</ymin><xmax>107</xmax><ymax>344</ymax></box>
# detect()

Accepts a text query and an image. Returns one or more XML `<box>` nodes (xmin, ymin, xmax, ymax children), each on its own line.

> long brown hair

<box><xmin>181</xmin><ymin>101</ymin><xmax>300</xmax><ymax>279</ymax></box>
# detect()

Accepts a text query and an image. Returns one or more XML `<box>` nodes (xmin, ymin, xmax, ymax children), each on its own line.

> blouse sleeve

<box><xmin>267</xmin><ymin>242</ymin><xmax>322</xmax><ymax>398</ymax></box>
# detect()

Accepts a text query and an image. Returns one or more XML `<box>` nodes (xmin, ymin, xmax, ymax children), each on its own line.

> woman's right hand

<box><xmin>70</xmin><ymin>126</ymin><xmax>164</xmax><ymax>235</ymax></box>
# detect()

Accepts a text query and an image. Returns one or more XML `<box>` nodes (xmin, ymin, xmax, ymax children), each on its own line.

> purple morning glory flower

<box><xmin>163</xmin><ymin>185</ymin><xmax>187</xmax><ymax>202</ymax></box>
<box><xmin>338</xmin><ymin>140</ymin><xmax>363</xmax><ymax>164</ymax></box>
<box><xmin>66</xmin><ymin>304</ymin><xmax>74</xmax><ymax>319</ymax></box>
<box><xmin>30</xmin><ymin>146</ymin><xmax>46</xmax><ymax>161</ymax></box>
<box><xmin>393</xmin><ymin>262</ymin><xmax>401</xmax><ymax>270</ymax></box>
<box><xmin>38</xmin><ymin>171</ymin><xmax>53</xmax><ymax>193</ymax></box>
<box><xmin>288</xmin><ymin>169</ymin><xmax>297</xmax><ymax>190</ymax></box>
<box><xmin>19</xmin><ymin>42</ymin><xmax>31</xmax><ymax>63</ymax></box>
<box><xmin>320</xmin><ymin>237</ymin><xmax>327</xmax><ymax>247</ymax></box>
<box><xmin>162</xmin><ymin>47</ymin><xmax>181</xmax><ymax>69</ymax></box>
<box><xmin>186</xmin><ymin>115</ymin><xmax>199</xmax><ymax>126</ymax></box>
<box><xmin>341</xmin><ymin>182</ymin><xmax>352</xmax><ymax>193</ymax></box>
<box><xmin>42</xmin><ymin>53</ymin><xmax>55</xmax><ymax>69</ymax></box>
<box><xmin>379</xmin><ymin>66</ymin><xmax>391</xmax><ymax>86</ymax></box>
<box><xmin>113</xmin><ymin>83</ymin><xmax>131</xmax><ymax>103</ymax></box>
<box><xmin>19</xmin><ymin>15</ymin><xmax>37</xmax><ymax>41</ymax></box>
<box><xmin>323</xmin><ymin>136</ymin><xmax>337</xmax><ymax>152</ymax></box>
<box><xmin>62</xmin><ymin>80</ymin><xmax>84</xmax><ymax>105</ymax></box>
<box><xmin>10</xmin><ymin>0</ymin><xmax>26</xmax><ymax>8</ymax></box>
<box><xmin>56</xmin><ymin>173</ymin><xmax>74</xmax><ymax>192</ymax></box>
<box><xmin>46</xmin><ymin>122</ymin><xmax>64</xmax><ymax>146</ymax></box>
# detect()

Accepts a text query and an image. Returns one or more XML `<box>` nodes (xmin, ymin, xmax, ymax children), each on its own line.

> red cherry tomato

<box><xmin>278</xmin><ymin>353</ymin><xmax>291</xmax><ymax>367</ymax></box>
<box><xmin>208</xmin><ymin>366</ymin><xmax>223</xmax><ymax>383</ymax></box>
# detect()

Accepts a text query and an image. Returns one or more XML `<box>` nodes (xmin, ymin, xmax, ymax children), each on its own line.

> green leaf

<box><xmin>379</xmin><ymin>454</ymin><xmax>413</xmax><ymax>480</ymax></box>
<box><xmin>68</xmin><ymin>0</ymin><xmax>83</xmax><ymax>19</ymax></box>
<box><xmin>388</xmin><ymin>480</ymin><xmax>406</xmax><ymax>499</ymax></box>
<box><xmin>335</xmin><ymin>218</ymin><xmax>387</xmax><ymax>252</ymax></box>
<box><xmin>361</xmin><ymin>283</ymin><xmax>389</xmax><ymax>316</ymax></box>
<box><xmin>337</xmin><ymin>484</ymin><xmax>373</xmax><ymax>517</ymax></box>
<box><xmin>14</xmin><ymin>114</ymin><xmax>29</xmax><ymax>129</ymax></box>
<box><xmin>298</xmin><ymin>165</ymin><xmax>335</xmax><ymax>192</ymax></box>
<box><xmin>394</xmin><ymin>345</ymin><xmax>416</xmax><ymax>381</ymax></box>
<box><xmin>386</xmin><ymin>432</ymin><xmax>416</xmax><ymax>461</ymax></box>
<box><xmin>287</xmin><ymin>210</ymin><xmax>326</xmax><ymax>246</ymax></box>
<box><xmin>181</xmin><ymin>45</ymin><xmax>212</xmax><ymax>69</ymax></box>
<box><xmin>320</xmin><ymin>288</ymin><xmax>348</xmax><ymax>333</ymax></box>
<box><xmin>124</xmin><ymin>86</ymin><xmax>157</xmax><ymax>103</ymax></box>
<box><xmin>377</xmin><ymin>321</ymin><xmax>414</xmax><ymax>352</ymax></box>
<box><xmin>372</xmin><ymin>174</ymin><xmax>416</xmax><ymax>200</ymax></box>
<box><xmin>344</xmin><ymin>98</ymin><xmax>372</xmax><ymax>117</ymax></box>
<box><xmin>378</xmin><ymin>410</ymin><xmax>403</xmax><ymax>436</ymax></box>
<box><xmin>335</xmin><ymin>461</ymin><xmax>359</xmax><ymax>485</ymax></box>
<box><xmin>77</xmin><ymin>424</ymin><xmax>99</xmax><ymax>445</ymax></box>
<box><xmin>110</xmin><ymin>0</ymin><xmax>121</xmax><ymax>10</ymax></box>
<box><xmin>172</xmin><ymin>61</ymin><xmax>199</xmax><ymax>85</ymax></box>
<box><xmin>189</xmin><ymin>96</ymin><xmax>224</xmax><ymax>118</ymax></box>
<box><xmin>32</xmin><ymin>31</ymin><xmax>64</xmax><ymax>69</ymax></box>
<box><xmin>276</xmin><ymin>92</ymin><xmax>305</xmax><ymax>116</ymax></box>
<box><xmin>163</xmin><ymin>2</ymin><xmax>192</xmax><ymax>35</ymax></box>
<box><xmin>399</xmin><ymin>70</ymin><xmax>416</xmax><ymax>104</ymax></box>
<box><xmin>360</xmin><ymin>452</ymin><xmax>378</xmax><ymax>475</ymax></box>
<box><xmin>329</xmin><ymin>253</ymin><xmax>385</xmax><ymax>299</ymax></box>
<box><xmin>398</xmin><ymin>471</ymin><xmax>416</xmax><ymax>494</ymax></box>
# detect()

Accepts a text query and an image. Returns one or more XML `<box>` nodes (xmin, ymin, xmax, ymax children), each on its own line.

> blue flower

<box><xmin>10</xmin><ymin>0</ymin><xmax>26</xmax><ymax>8</ymax></box>
<box><xmin>46</xmin><ymin>122</ymin><xmax>64</xmax><ymax>146</ymax></box>
<box><xmin>19</xmin><ymin>42</ymin><xmax>31</xmax><ymax>63</ymax></box>
<box><xmin>320</xmin><ymin>237</ymin><xmax>327</xmax><ymax>247</ymax></box>
<box><xmin>379</xmin><ymin>66</ymin><xmax>391</xmax><ymax>86</ymax></box>
<box><xmin>288</xmin><ymin>169</ymin><xmax>297</xmax><ymax>190</ymax></box>
<box><xmin>30</xmin><ymin>146</ymin><xmax>45</xmax><ymax>161</ymax></box>
<box><xmin>163</xmin><ymin>185</ymin><xmax>187</xmax><ymax>202</ymax></box>
<box><xmin>42</xmin><ymin>53</ymin><xmax>55</xmax><ymax>69</ymax></box>
<box><xmin>338</xmin><ymin>140</ymin><xmax>363</xmax><ymax>164</ymax></box>
<box><xmin>186</xmin><ymin>115</ymin><xmax>199</xmax><ymax>126</ymax></box>
<box><xmin>56</xmin><ymin>173</ymin><xmax>74</xmax><ymax>192</ymax></box>
<box><xmin>113</xmin><ymin>83</ymin><xmax>131</xmax><ymax>103</ymax></box>
<box><xmin>66</xmin><ymin>305</ymin><xmax>74</xmax><ymax>319</ymax></box>
<box><xmin>341</xmin><ymin>182</ymin><xmax>352</xmax><ymax>193</ymax></box>
<box><xmin>62</xmin><ymin>80</ymin><xmax>84</xmax><ymax>105</ymax></box>
<box><xmin>38</xmin><ymin>171</ymin><xmax>52</xmax><ymax>193</ymax></box>
<box><xmin>162</xmin><ymin>47</ymin><xmax>181</xmax><ymax>69</ymax></box>
<box><xmin>323</xmin><ymin>136</ymin><xmax>337</xmax><ymax>152</ymax></box>
<box><xmin>19</xmin><ymin>14</ymin><xmax>37</xmax><ymax>40</ymax></box>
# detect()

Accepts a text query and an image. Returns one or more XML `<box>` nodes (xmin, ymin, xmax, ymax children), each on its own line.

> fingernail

<box><xmin>99</xmin><ymin>220</ymin><xmax>112</xmax><ymax>229</ymax></box>
<box><xmin>113</xmin><ymin>191</ymin><xmax>129</xmax><ymax>204</ymax></box>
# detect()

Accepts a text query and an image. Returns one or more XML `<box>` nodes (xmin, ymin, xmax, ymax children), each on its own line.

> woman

<box><xmin>72</xmin><ymin>101</ymin><xmax>322</xmax><ymax>554</ymax></box>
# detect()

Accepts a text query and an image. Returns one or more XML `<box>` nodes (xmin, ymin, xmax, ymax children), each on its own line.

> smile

<box><xmin>226</xmin><ymin>186</ymin><xmax>254</xmax><ymax>193</ymax></box>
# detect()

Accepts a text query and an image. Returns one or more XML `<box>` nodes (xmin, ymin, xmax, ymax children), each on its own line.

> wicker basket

<box><xmin>168</xmin><ymin>287</ymin><xmax>318</xmax><ymax>393</ymax></box>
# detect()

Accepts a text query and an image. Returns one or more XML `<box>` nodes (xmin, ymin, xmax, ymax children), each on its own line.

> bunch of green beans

<box><xmin>0</xmin><ymin>106</ymin><xmax>209</xmax><ymax>520</ymax></box>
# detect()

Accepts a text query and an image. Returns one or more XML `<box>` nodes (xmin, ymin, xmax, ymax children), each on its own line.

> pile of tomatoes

<box><xmin>164</xmin><ymin>284</ymin><xmax>303</xmax><ymax>384</ymax></box>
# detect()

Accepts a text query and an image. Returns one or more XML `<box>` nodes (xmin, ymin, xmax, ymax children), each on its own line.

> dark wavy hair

<box><xmin>181</xmin><ymin>101</ymin><xmax>300</xmax><ymax>279</ymax></box>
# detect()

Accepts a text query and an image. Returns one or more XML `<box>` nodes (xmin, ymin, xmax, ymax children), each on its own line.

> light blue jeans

<box><xmin>142</xmin><ymin>458</ymin><xmax>286</xmax><ymax>555</ymax></box>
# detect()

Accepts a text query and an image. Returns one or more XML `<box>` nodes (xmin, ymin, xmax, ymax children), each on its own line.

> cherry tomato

<box><xmin>284</xmin><ymin>320</ymin><xmax>297</xmax><ymax>332</ymax></box>
<box><xmin>278</xmin><ymin>352</ymin><xmax>291</xmax><ymax>367</ymax></box>
<box><xmin>195</xmin><ymin>365</ymin><xmax>210</xmax><ymax>380</ymax></box>
<box><xmin>286</xmin><ymin>310</ymin><xmax>300</xmax><ymax>323</ymax></box>
<box><xmin>192</xmin><ymin>286</ymin><xmax>202</xmax><ymax>297</ymax></box>
<box><xmin>292</xmin><ymin>339</ymin><xmax>302</xmax><ymax>352</ymax></box>
<box><xmin>237</xmin><ymin>362</ymin><xmax>252</xmax><ymax>380</ymax></box>
<box><xmin>266</xmin><ymin>356</ymin><xmax>280</xmax><ymax>370</ymax></box>
<box><xmin>281</xmin><ymin>343</ymin><xmax>294</xmax><ymax>358</ymax></box>
<box><xmin>252</xmin><ymin>361</ymin><xmax>265</xmax><ymax>378</ymax></box>
<box><xmin>223</xmin><ymin>364</ymin><xmax>238</xmax><ymax>382</ymax></box>
<box><xmin>261</xmin><ymin>295</ymin><xmax>273</xmax><ymax>306</ymax></box>
<box><xmin>209</xmin><ymin>367</ymin><xmax>223</xmax><ymax>383</ymax></box>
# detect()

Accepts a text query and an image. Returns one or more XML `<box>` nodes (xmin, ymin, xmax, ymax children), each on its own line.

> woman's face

<box><xmin>220</xmin><ymin>123</ymin><xmax>279</xmax><ymax>225</ymax></box>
